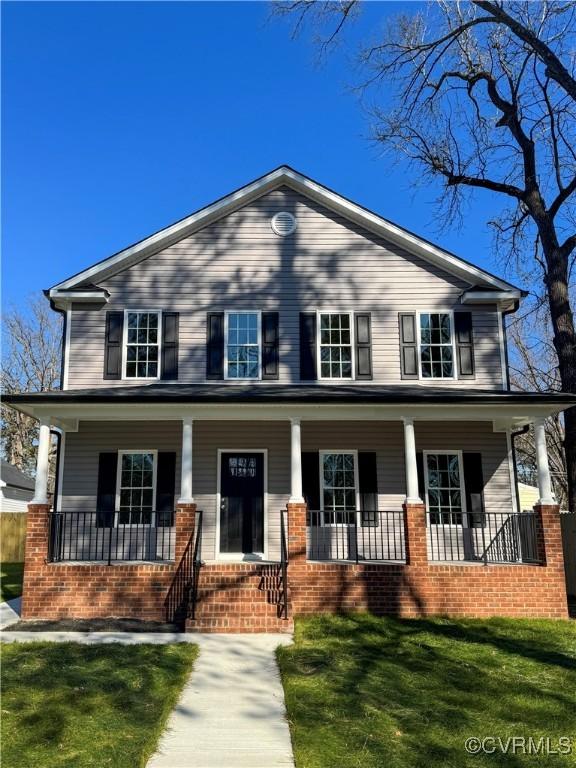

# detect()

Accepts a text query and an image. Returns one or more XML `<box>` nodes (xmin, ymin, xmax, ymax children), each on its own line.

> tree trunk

<box><xmin>540</xmin><ymin>221</ymin><xmax>576</xmax><ymax>511</ymax></box>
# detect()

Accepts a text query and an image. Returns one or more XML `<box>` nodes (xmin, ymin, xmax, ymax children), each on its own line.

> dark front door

<box><xmin>219</xmin><ymin>452</ymin><xmax>264</xmax><ymax>554</ymax></box>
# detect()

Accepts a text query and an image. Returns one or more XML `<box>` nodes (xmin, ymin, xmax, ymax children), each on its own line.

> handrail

<box><xmin>278</xmin><ymin>509</ymin><xmax>289</xmax><ymax>619</ymax></box>
<box><xmin>164</xmin><ymin>510</ymin><xmax>203</xmax><ymax>626</ymax></box>
<box><xmin>189</xmin><ymin>510</ymin><xmax>203</xmax><ymax>621</ymax></box>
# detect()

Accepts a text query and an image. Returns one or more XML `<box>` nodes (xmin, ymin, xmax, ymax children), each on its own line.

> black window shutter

<box><xmin>206</xmin><ymin>312</ymin><xmax>224</xmax><ymax>380</ymax></box>
<box><xmin>299</xmin><ymin>313</ymin><xmax>317</xmax><ymax>381</ymax></box>
<box><xmin>301</xmin><ymin>452</ymin><xmax>320</xmax><ymax>511</ymax></box>
<box><xmin>399</xmin><ymin>313</ymin><xmax>418</xmax><ymax>379</ymax></box>
<box><xmin>156</xmin><ymin>452</ymin><xmax>176</xmax><ymax>526</ymax></box>
<box><xmin>416</xmin><ymin>451</ymin><xmax>425</xmax><ymax>502</ymax></box>
<box><xmin>104</xmin><ymin>311</ymin><xmax>124</xmax><ymax>380</ymax></box>
<box><xmin>358</xmin><ymin>451</ymin><xmax>378</xmax><ymax>526</ymax></box>
<box><xmin>161</xmin><ymin>313</ymin><xmax>179</xmax><ymax>380</ymax></box>
<box><xmin>354</xmin><ymin>313</ymin><xmax>373</xmax><ymax>380</ymax></box>
<box><xmin>262</xmin><ymin>312</ymin><xmax>279</xmax><ymax>380</ymax></box>
<box><xmin>96</xmin><ymin>452</ymin><xmax>117</xmax><ymax>527</ymax></box>
<box><xmin>454</xmin><ymin>312</ymin><xmax>475</xmax><ymax>378</ymax></box>
<box><xmin>463</xmin><ymin>452</ymin><xmax>484</xmax><ymax>525</ymax></box>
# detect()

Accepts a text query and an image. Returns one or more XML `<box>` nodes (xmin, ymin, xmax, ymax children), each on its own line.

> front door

<box><xmin>219</xmin><ymin>452</ymin><xmax>264</xmax><ymax>555</ymax></box>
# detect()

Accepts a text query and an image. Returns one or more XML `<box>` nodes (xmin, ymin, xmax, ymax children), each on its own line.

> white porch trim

<box><xmin>178</xmin><ymin>417</ymin><xmax>194</xmax><ymax>504</ymax></box>
<box><xmin>534</xmin><ymin>418</ymin><xmax>555</xmax><ymax>505</ymax></box>
<box><xmin>31</xmin><ymin>417</ymin><xmax>51</xmax><ymax>504</ymax></box>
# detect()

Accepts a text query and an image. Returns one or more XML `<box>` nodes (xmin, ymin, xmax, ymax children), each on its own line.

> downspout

<box><xmin>50</xmin><ymin>428</ymin><xmax>62</xmax><ymax>511</ymax></box>
<box><xmin>510</xmin><ymin>424</ymin><xmax>530</xmax><ymax>513</ymax></box>
<box><xmin>43</xmin><ymin>289</ymin><xmax>67</xmax><ymax>391</ymax></box>
<box><xmin>503</xmin><ymin>299</ymin><xmax>526</xmax><ymax>511</ymax></box>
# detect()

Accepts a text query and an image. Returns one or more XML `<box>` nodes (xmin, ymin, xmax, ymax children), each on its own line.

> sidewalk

<box><xmin>148</xmin><ymin>633</ymin><xmax>295</xmax><ymax>768</ymax></box>
<box><xmin>0</xmin><ymin>597</ymin><xmax>21</xmax><ymax>630</ymax></box>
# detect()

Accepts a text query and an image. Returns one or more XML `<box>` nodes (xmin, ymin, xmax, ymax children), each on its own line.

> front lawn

<box><xmin>1</xmin><ymin>642</ymin><xmax>197</xmax><ymax>768</ymax></box>
<box><xmin>1</xmin><ymin>561</ymin><xmax>24</xmax><ymax>601</ymax></box>
<box><xmin>278</xmin><ymin>614</ymin><xmax>576</xmax><ymax>768</ymax></box>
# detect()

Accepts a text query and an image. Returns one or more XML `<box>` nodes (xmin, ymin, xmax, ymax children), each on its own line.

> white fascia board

<box><xmin>6</xmin><ymin>399</ymin><xmax>567</xmax><ymax>427</ymax></box>
<box><xmin>49</xmin><ymin>290</ymin><xmax>110</xmax><ymax>310</ymax></box>
<box><xmin>461</xmin><ymin>290</ymin><xmax>521</xmax><ymax>310</ymax></box>
<box><xmin>49</xmin><ymin>166</ymin><xmax>521</xmax><ymax>295</ymax></box>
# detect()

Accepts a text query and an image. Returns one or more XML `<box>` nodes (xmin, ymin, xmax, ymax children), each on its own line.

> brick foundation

<box><xmin>20</xmin><ymin>501</ymin><xmax>568</xmax><ymax>626</ymax></box>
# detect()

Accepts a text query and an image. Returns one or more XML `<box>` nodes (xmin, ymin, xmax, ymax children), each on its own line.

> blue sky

<box><xmin>2</xmin><ymin>1</ymin><xmax>507</xmax><ymax>308</ymax></box>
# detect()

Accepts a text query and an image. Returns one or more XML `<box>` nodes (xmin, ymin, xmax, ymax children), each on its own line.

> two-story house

<box><xmin>7</xmin><ymin>166</ymin><xmax>574</xmax><ymax>630</ymax></box>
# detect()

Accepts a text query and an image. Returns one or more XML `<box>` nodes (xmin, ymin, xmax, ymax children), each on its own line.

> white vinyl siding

<box><xmin>65</xmin><ymin>188</ymin><xmax>506</xmax><ymax>389</ymax></box>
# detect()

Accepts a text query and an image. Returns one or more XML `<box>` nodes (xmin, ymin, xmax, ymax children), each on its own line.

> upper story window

<box><xmin>225</xmin><ymin>311</ymin><xmax>261</xmax><ymax>379</ymax></box>
<box><xmin>318</xmin><ymin>312</ymin><xmax>353</xmax><ymax>380</ymax></box>
<box><xmin>419</xmin><ymin>312</ymin><xmax>455</xmax><ymax>379</ymax></box>
<box><xmin>124</xmin><ymin>311</ymin><xmax>161</xmax><ymax>379</ymax></box>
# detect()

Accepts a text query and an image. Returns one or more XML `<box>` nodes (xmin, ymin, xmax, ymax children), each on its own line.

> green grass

<box><xmin>1</xmin><ymin>642</ymin><xmax>197</xmax><ymax>768</ymax></box>
<box><xmin>0</xmin><ymin>561</ymin><xmax>24</xmax><ymax>601</ymax></box>
<box><xmin>277</xmin><ymin>614</ymin><xmax>576</xmax><ymax>768</ymax></box>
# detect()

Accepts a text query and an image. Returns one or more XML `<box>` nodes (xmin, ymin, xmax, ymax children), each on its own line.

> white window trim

<box><xmin>316</xmin><ymin>311</ymin><xmax>356</xmax><ymax>381</ymax></box>
<box><xmin>215</xmin><ymin>448</ymin><xmax>268</xmax><ymax>561</ymax></box>
<box><xmin>423</xmin><ymin>449</ymin><xmax>467</xmax><ymax>525</ymax></box>
<box><xmin>122</xmin><ymin>309</ymin><xmax>162</xmax><ymax>381</ymax></box>
<box><xmin>417</xmin><ymin>310</ymin><xmax>458</xmax><ymax>381</ymax></box>
<box><xmin>319</xmin><ymin>449</ymin><xmax>360</xmax><ymax>526</ymax></box>
<box><xmin>115</xmin><ymin>449</ymin><xmax>158</xmax><ymax>526</ymax></box>
<box><xmin>223</xmin><ymin>311</ymin><xmax>262</xmax><ymax>381</ymax></box>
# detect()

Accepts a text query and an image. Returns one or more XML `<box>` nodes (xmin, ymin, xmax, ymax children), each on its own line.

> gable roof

<box><xmin>1</xmin><ymin>460</ymin><xmax>35</xmax><ymax>491</ymax></box>
<box><xmin>48</xmin><ymin>165</ymin><xmax>524</xmax><ymax>302</ymax></box>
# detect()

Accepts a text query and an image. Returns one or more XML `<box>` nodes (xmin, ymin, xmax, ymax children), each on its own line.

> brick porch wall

<box><xmin>20</xmin><ymin>501</ymin><xmax>568</xmax><ymax>622</ymax></box>
<box><xmin>20</xmin><ymin>503</ymin><xmax>196</xmax><ymax>622</ymax></box>
<box><xmin>286</xmin><ymin>502</ymin><xmax>569</xmax><ymax>620</ymax></box>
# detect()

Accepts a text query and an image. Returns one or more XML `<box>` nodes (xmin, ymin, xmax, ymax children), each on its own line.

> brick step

<box><xmin>186</xmin><ymin>616</ymin><xmax>293</xmax><ymax>633</ymax></box>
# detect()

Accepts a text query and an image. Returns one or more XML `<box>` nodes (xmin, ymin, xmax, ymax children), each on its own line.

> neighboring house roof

<box><xmin>1</xmin><ymin>460</ymin><xmax>35</xmax><ymax>491</ymax></box>
<box><xmin>47</xmin><ymin>166</ymin><xmax>524</xmax><ymax>307</ymax></box>
<box><xmin>5</xmin><ymin>383</ymin><xmax>575</xmax><ymax>407</ymax></box>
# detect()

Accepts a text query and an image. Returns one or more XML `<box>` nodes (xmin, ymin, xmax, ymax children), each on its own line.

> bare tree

<box><xmin>508</xmin><ymin>309</ymin><xmax>568</xmax><ymax>506</ymax></box>
<box><xmin>1</xmin><ymin>295</ymin><xmax>62</xmax><ymax>479</ymax></box>
<box><xmin>276</xmin><ymin>0</ymin><xmax>576</xmax><ymax>508</ymax></box>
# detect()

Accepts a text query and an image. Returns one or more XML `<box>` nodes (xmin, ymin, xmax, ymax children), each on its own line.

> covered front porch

<box><xmin>19</xmin><ymin>390</ymin><xmax>563</xmax><ymax>569</ymax></box>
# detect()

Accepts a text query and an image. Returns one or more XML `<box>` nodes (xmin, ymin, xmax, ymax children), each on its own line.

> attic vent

<box><xmin>271</xmin><ymin>211</ymin><xmax>297</xmax><ymax>237</ymax></box>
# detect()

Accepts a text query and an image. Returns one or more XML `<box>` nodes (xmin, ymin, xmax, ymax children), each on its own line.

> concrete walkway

<box><xmin>0</xmin><ymin>597</ymin><xmax>21</xmax><ymax>630</ymax></box>
<box><xmin>148</xmin><ymin>633</ymin><xmax>295</xmax><ymax>768</ymax></box>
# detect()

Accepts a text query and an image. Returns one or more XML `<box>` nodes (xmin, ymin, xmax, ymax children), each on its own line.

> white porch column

<box><xmin>403</xmin><ymin>417</ymin><xmax>422</xmax><ymax>504</ymax></box>
<box><xmin>178</xmin><ymin>417</ymin><xmax>194</xmax><ymax>503</ymax></box>
<box><xmin>289</xmin><ymin>418</ymin><xmax>304</xmax><ymax>504</ymax></box>
<box><xmin>534</xmin><ymin>418</ymin><xmax>555</xmax><ymax>505</ymax></box>
<box><xmin>32</xmin><ymin>417</ymin><xmax>51</xmax><ymax>504</ymax></box>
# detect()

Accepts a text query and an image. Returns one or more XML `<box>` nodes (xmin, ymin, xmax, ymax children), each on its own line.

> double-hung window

<box><xmin>124</xmin><ymin>311</ymin><xmax>160</xmax><ymax>379</ymax></box>
<box><xmin>424</xmin><ymin>451</ymin><xmax>465</xmax><ymax>525</ymax></box>
<box><xmin>320</xmin><ymin>451</ymin><xmax>358</xmax><ymax>525</ymax></box>
<box><xmin>116</xmin><ymin>451</ymin><xmax>157</xmax><ymax>525</ymax></box>
<box><xmin>225</xmin><ymin>312</ymin><xmax>261</xmax><ymax>379</ymax></box>
<box><xmin>419</xmin><ymin>312</ymin><xmax>455</xmax><ymax>379</ymax></box>
<box><xmin>318</xmin><ymin>313</ymin><xmax>353</xmax><ymax>379</ymax></box>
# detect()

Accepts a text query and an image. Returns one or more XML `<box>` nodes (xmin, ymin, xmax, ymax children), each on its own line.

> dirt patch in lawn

<box><xmin>5</xmin><ymin>617</ymin><xmax>181</xmax><ymax>632</ymax></box>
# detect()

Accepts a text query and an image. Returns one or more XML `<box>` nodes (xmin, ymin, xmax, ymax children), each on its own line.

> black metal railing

<box><xmin>164</xmin><ymin>510</ymin><xmax>203</xmax><ymax>625</ymax></box>
<box><xmin>427</xmin><ymin>511</ymin><xmax>540</xmax><ymax>564</ymax></box>
<box><xmin>48</xmin><ymin>510</ymin><xmax>175</xmax><ymax>564</ymax></box>
<box><xmin>307</xmin><ymin>510</ymin><xmax>406</xmax><ymax>562</ymax></box>
<box><xmin>278</xmin><ymin>509</ymin><xmax>289</xmax><ymax>619</ymax></box>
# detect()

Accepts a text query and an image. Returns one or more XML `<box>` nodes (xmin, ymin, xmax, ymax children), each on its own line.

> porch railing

<box><xmin>48</xmin><ymin>510</ymin><xmax>175</xmax><ymax>564</ymax></box>
<box><xmin>307</xmin><ymin>510</ymin><xmax>406</xmax><ymax>562</ymax></box>
<box><xmin>427</xmin><ymin>511</ymin><xmax>540</xmax><ymax>564</ymax></box>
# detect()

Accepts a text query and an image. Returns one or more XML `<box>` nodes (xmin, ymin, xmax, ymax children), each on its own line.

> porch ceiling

<box><xmin>4</xmin><ymin>384</ymin><xmax>575</xmax><ymax>432</ymax></box>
